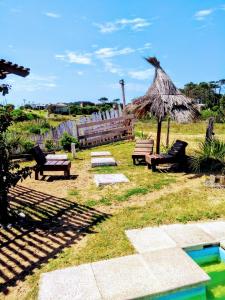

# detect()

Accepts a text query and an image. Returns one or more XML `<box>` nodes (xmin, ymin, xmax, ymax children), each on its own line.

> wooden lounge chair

<box><xmin>145</xmin><ymin>140</ymin><xmax>188</xmax><ymax>171</ymax></box>
<box><xmin>31</xmin><ymin>145</ymin><xmax>71</xmax><ymax>180</ymax></box>
<box><xmin>132</xmin><ymin>139</ymin><xmax>154</xmax><ymax>165</ymax></box>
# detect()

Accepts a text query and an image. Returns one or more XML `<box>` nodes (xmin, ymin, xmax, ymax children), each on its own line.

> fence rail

<box><xmin>28</xmin><ymin>107</ymin><xmax>134</xmax><ymax>149</ymax></box>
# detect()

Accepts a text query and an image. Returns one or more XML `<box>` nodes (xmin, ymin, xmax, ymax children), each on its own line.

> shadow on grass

<box><xmin>0</xmin><ymin>186</ymin><xmax>109</xmax><ymax>295</ymax></box>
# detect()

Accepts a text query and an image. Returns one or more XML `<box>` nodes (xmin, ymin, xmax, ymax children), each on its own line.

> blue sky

<box><xmin>1</xmin><ymin>0</ymin><xmax>225</xmax><ymax>106</ymax></box>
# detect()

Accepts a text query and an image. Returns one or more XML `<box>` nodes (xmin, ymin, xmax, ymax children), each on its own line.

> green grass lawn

<box><xmin>2</xmin><ymin>120</ymin><xmax>225</xmax><ymax>300</ymax></box>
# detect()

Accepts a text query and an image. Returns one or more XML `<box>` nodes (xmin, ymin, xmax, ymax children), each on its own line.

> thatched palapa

<box><xmin>127</xmin><ymin>57</ymin><xmax>199</xmax><ymax>153</ymax></box>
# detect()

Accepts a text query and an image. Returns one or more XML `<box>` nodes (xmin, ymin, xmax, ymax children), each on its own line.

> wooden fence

<box><xmin>30</xmin><ymin>106</ymin><xmax>134</xmax><ymax>149</ymax></box>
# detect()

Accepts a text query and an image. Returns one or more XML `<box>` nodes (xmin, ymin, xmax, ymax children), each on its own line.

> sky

<box><xmin>0</xmin><ymin>0</ymin><xmax>225</xmax><ymax>106</ymax></box>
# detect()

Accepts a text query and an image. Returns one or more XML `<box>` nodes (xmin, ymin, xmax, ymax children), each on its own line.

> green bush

<box><xmin>29</xmin><ymin>125</ymin><xmax>41</xmax><ymax>134</ymax></box>
<box><xmin>190</xmin><ymin>139</ymin><xmax>225</xmax><ymax>173</ymax></box>
<box><xmin>200</xmin><ymin>109</ymin><xmax>217</xmax><ymax>120</ymax></box>
<box><xmin>22</xmin><ymin>140</ymin><xmax>35</xmax><ymax>153</ymax></box>
<box><xmin>45</xmin><ymin>139</ymin><xmax>55</xmax><ymax>151</ymax></box>
<box><xmin>11</xmin><ymin>109</ymin><xmax>40</xmax><ymax>122</ymax></box>
<box><xmin>60</xmin><ymin>132</ymin><xmax>79</xmax><ymax>151</ymax></box>
<box><xmin>40</xmin><ymin>120</ymin><xmax>50</xmax><ymax>129</ymax></box>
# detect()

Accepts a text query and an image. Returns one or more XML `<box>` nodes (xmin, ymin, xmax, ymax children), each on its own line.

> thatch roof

<box><xmin>127</xmin><ymin>57</ymin><xmax>199</xmax><ymax>123</ymax></box>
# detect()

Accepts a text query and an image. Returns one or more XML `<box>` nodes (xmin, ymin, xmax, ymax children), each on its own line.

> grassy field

<box><xmin>1</xmin><ymin>120</ymin><xmax>225</xmax><ymax>300</ymax></box>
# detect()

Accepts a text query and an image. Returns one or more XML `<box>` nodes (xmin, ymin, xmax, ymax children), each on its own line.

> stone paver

<box><xmin>91</xmin><ymin>151</ymin><xmax>112</xmax><ymax>157</ymax></box>
<box><xmin>39</xmin><ymin>264</ymin><xmax>101</xmax><ymax>300</ymax></box>
<box><xmin>142</xmin><ymin>248</ymin><xmax>210</xmax><ymax>293</ymax></box>
<box><xmin>38</xmin><ymin>221</ymin><xmax>225</xmax><ymax>300</ymax></box>
<box><xmin>126</xmin><ymin>227</ymin><xmax>177</xmax><ymax>253</ymax></box>
<box><xmin>46</xmin><ymin>154</ymin><xmax>68</xmax><ymax>161</ymax></box>
<box><xmin>94</xmin><ymin>174</ymin><xmax>129</xmax><ymax>187</ymax></box>
<box><xmin>162</xmin><ymin>224</ymin><xmax>217</xmax><ymax>249</ymax></box>
<box><xmin>91</xmin><ymin>157</ymin><xmax>117</xmax><ymax>167</ymax></box>
<box><xmin>92</xmin><ymin>254</ymin><xmax>161</xmax><ymax>300</ymax></box>
<box><xmin>197</xmin><ymin>221</ymin><xmax>225</xmax><ymax>241</ymax></box>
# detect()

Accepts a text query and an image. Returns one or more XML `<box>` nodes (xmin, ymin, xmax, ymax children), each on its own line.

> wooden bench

<box><xmin>31</xmin><ymin>145</ymin><xmax>71</xmax><ymax>180</ymax></box>
<box><xmin>132</xmin><ymin>139</ymin><xmax>154</xmax><ymax>165</ymax></box>
<box><xmin>35</xmin><ymin>160</ymin><xmax>71</xmax><ymax>180</ymax></box>
<box><xmin>146</xmin><ymin>140</ymin><xmax>188</xmax><ymax>171</ymax></box>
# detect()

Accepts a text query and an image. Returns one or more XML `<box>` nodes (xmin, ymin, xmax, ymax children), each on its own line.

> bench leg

<box><xmin>133</xmin><ymin>158</ymin><xmax>136</xmax><ymax>165</ymax></box>
<box><xmin>40</xmin><ymin>170</ymin><xmax>43</xmax><ymax>176</ymax></box>
<box><xmin>147</xmin><ymin>163</ymin><xmax>151</xmax><ymax>170</ymax></box>
<box><xmin>64</xmin><ymin>169</ymin><xmax>70</xmax><ymax>178</ymax></box>
<box><xmin>152</xmin><ymin>164</ymin><xmax>157</xmax><ymax>172</ymax></box>
<box><xmin>35</xmin><ymin>169</ymin><xmax>39</xmax><ymax>180</ymax></box>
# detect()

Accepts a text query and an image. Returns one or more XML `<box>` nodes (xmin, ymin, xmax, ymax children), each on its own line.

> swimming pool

<box><xmin>152</xmin><ymin>246</ymin><xmax>225</xmax><ymax>300</ymax></box>
<box><xmin>188</xmin><ymin>246</ymin><xmax>225</xmax><ymax>300</ymax></box>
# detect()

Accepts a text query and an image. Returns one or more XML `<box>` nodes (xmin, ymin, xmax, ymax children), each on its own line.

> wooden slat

<box><xmin>135</xmin><ymin>144</ymin><xmax>154</xmax><ymax>148</ymax></box>
<box><xmin>136</xmin><ymin>140</ymin><xmax>154</xmax><ymax>144</ymax></box>
<box><xmin>77</xmin><ymin>115</ymin><xmax>134</xmax><ymax>129</ymax></box>
<box><xmin>79</xmin><ymin>127</ymin><xmax>127</xmax><ymax>139</ymax></box>
<box><xmin>135</xmin><ymin>147</ymin><xmax>153</xmax><ymax>151</ymax></box>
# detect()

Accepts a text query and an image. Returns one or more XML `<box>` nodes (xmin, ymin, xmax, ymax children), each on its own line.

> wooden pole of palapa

<box><xmin>156</xmin><ymin>119</ymin><xmax>162</xmax><ymax>154</ymax></box>
<box><xmin>166</xmin><ymin>117</ymin><xmax>171</xmax><ymax>148</ymax></box>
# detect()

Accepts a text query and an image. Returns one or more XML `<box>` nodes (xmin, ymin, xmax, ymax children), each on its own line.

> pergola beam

<box><xmin>0</xmin><ymin>59</ymin><xmax>30</xmax><ymax>78</ymax></box>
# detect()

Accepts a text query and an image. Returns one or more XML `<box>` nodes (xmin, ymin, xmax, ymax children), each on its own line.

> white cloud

<box><xmin>128</xmin><ymin>68</ymin><xmax>154</xmax><ymax>80</ymax></box>
<box><xmin>137</xmin><ymin>42</ymin><xmax>152</xmax><ymax>52</ymax></box>
<box><xmin>194</xmin><ymin>9</ymin><xmax>213</xmax><ymax>20</ymax></box>
<box><xmin>76</xmin><ymin>71</ymin><xmax>84</xmax><ymax>76</ymax></box>
<box><xmin>95</xmin><ymin>17</ymin><xmax>151</xmax><ymax>33</ymax></box>
<box><xmin>44</xmin><ymin>12</ymin><xmax>61</xmax><ymax>18</ymax></box>
<box><xmin>8</xmin><ymin>74</ymin><xmax>57</xmax><ymax>92</ymax></box>
<box><xmin>55</xmin><ymin>51</ymin><xmax>92</xmax><ymax>65</ymax></box>
<box><xmin>102</xmin><ymin>59</ymin><xmax>123</xmax><ymax>76</ymax></box>
<box><xmin>95</xmin><ymin>47</ymin><xmax>134</xmax><ymax>58</ymax></box>
<box><xmin>55</xmin><ymin>42</ymin><xmax>153</xmax><ymax>76</ymax></box>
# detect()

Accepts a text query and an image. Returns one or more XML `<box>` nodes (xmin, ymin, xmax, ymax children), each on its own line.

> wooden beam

<box><xmin>0</xmin><ymin>59</ymin><xmax>30</xmax><ymax>78</ymax></box>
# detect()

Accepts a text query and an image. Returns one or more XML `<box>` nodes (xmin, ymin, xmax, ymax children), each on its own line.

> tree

<box><xmin>98</xmin><ymin>97</ymin><xmax>108</xmax><ymax>104</ymax></box>
<box><xmin>220</xmin><ymin>95</ymin><xmax>225</xmax><ymax>110</ymax></box>
<box><xmin>182</xmin><ymin>81</ymin><xmax>221</xmax><ymax>108</ymax></box>
<box><xmin>0</xmin><ymin>84</ymin><xmax>11</xmax><ymax>96</ymax></box>
<box><xmin>0</xmin><ymin>107</ymin><xmax>31</xmax><ymax>225</ymax></box>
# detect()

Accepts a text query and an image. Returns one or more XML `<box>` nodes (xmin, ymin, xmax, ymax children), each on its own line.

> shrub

<box><xmin>22</xmin><ymin>140</ymin><xmax>35</xmax><ymax>153</ymax></box>
<box><xmin>40</xmin><ymin>120</ymin><xmax>50</xmax><ymax>129</ymax></box>
<box><xmin>60</xmin><ymin>132</ymin><xmax>79</xmax><ymax>151</ymax></box>
<box><xmin>11</xmin><ymin>109</ymin><xmax>27</xmax><ymax>121</ymax></box>
<box><xmin>11</xmin><ymin>109</ymin><xmax>40</xmax><ymax>122</ymax></box>
<box><xmin>45</xmin><ymin>139</ymin><xmax>55</xmax><ymax>151</ymax></box>
<box><xmin>190</xmin><ymin>139</ymin><xmax>225</xmax><ymax>173</ymax></box>
<box><xmin>200</xmin><ymin>109</ymin><xmax>217</xmax><ymax>120</ymax></box>
<box><xmin>29</xmin><ymin>125</ymin><xmax>41</xmax><ymax>134</ymax></box>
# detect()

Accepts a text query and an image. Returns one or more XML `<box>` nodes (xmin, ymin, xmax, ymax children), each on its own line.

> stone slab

<box><xmin>91</xmin><ymin>254</ymin><xmax>162</xmax><ymax>300</ymax></box>
<box><xmin>46</xmin><ymin>154</ymin><xmax>68</xmax><ymax>161</ymax></box>
<box><xmin>91</xmin><ymin>157</ymin><xmax>117</xmax><ymax>167</ymax></box>
<box><xmin>162</xmin><ymin>224</ymin><xmax>217</xmax><ymax>249</ymax></box>
<box><xmin>197</xmin><ymin>221</ymin><xmax>225</xmax><ymax>241</ymax></box>
<box><xmin>94</xmin><ymin>174</ymin><xmax>129</xmax><ymax>187</ymax></box>
<box><xmin>126</xmin><ymin>227</ymin><xmax>177</xmax><ymax>253</ymax></box>
<box><xmin>142</xmin><ymin>248</ymin><xmax>210</xmax><ymax>294</ymax></box>
<box><xmin>91</xmin><ymin>151</ymin><xmax>112</xmax><ymax>157</ymax></box>
<box><xmin>38</xmin><ymin>264</ymin><xmax>101</xmax><ymax>300</ymax></box>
